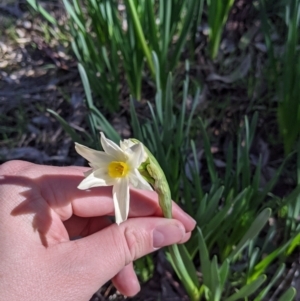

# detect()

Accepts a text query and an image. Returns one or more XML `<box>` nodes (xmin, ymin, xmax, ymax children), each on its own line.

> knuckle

<box><xmin>122</xmin><ymin>227</ymin><xmax>147</xmax><ymax>265</ymax></box>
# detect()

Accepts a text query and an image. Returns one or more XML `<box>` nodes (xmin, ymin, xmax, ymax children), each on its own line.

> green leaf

<box><xmin>278</xmin><ymin>287</ymin><xmax>296</xmax><ymax>301</ymax></box>
<box><xmin>63</xmin><ymin>0</ymin><xmax>85</xmax><ymax>32</ymax></box>
<box><xmin>152</xmin><ymin>52</ymin><xmax>163</xmax><ymax>123</ymax></box>
<box><xmin>78</xmin><ymin>63</ymin><xmax>93</xmax><ymax>108</ymax></box>
<box><xmin>89</xmin><ymin>107</ymin><xmax>120</xmax><ymax>144</ymax></box>
<box><xmin>198</xmin><ymin>117</ymin><xmax>217</xmax><ymax>182</ymax></box>
<box><xmin>257</xmin><ymin>153</ymin><xmax>292</xmax><ymax>203</ymax></box>
<box><xmin>248</xmin><ymin>247</ymin><xmax>260</xmax><ymax>275</ymax></box>
<box><xmin>219</xmin><ymin>259</ymin><xmax>230</xmax><ymax>288</ymax></box>
<box><xmin>126</xmin><ymin>0</ymin><xmax>155</xmax><ymax>77</ymax></box>
<box><xmin>47</xmin><ymin>109</ymin><xmax>85</xmax><ymax>144</ymax></box>
<box><xmin>286</xmin><ymin>231</ymin><xmax>300</xmax><ymax>255</ymax></box>
<box><xmin>130</xmin><ymin>96</ymin><xmax>143</xmax><ymax>140</ymax></box>
<box><xmin>224</xmin><ymin>275</ymin><xmax>266</xmax><ymax>301</ymax></box>
<box><xmin>249</xmin><ymin>240</ymin><xmax>290</xmax><ymax>281</ymax></box>
<box><xmin>185</xmin><ymin>83</ymin><xmax>200</xmax><ymax>139</ymax></box>
<box><xmin>170</xmin><ymin>0</ymin><xmax>202</xmax><ymax>70</ymax></box>
<box><xmin>253</xmin><ymin>263</ymin><xmax>285</xmax><ymax>301</ymax></box>
<box><xmin>199</xmin><ymin>186</ymin><xmax>224</xmax><ymax>226</ymax></box>
<box><xmin>145</xmin><ymin>0</ymin><xmax>160</xmax><ymax>54</ymax></box>
<box><xmin>197</xmin><ymin>227</ymin><xmax>211</xmax><ymax>289</ymax></box>
<box><xmin>27</xmin><ymin>0</ymin><xmax>57</xmax><ymax>24</ymax></box>
<box><xmin>168</xmin><ymin>245</ymin><xmax>200</xmax><ymax>301</ymax></box>
<box><xmin>210</xmin><ymin>255</ymin><xmax>221</xmax><ymax>300</ymax></box>
<box><xmin>177</xmin><ymin>244</ymin><xmax>200</xmax><ymax>287</ymax></box>
<box><xmin>229</xmin><ymin>208</ymin><xmax>272</xmax><ymax>260</ymax></box>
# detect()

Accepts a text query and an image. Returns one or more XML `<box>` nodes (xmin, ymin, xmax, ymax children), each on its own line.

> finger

<box><xmin>29</xmin><ymin>163</ymin><xmax>195</xmax><ymax>231</ymax></box>
<box><xmin>2</xmin><ymin>162</ymin><xmax>195</xmax><ymax>231</ymax></box>
<box><xmin>71</xmin><ymin>188</ymin><xmax>196</xmax><ymax>233</ymax></box>
<box><xmin>112</xmin><ymin>263</ymin><xmax>140</xmax><ymax>297</ymax></box>
<box><xmin>59</xmin><ymin>217</ymin><xmax>188</xmax><ymax>294</ymax></box>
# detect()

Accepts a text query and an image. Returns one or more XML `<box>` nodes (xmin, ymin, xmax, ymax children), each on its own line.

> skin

<box><xmin>0</xmin><ymin>160</ymin><xmax>196</xmax><ymax>301</ymax></box>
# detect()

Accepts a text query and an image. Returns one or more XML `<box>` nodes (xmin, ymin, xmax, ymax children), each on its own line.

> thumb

<box><xmin>62</xmin><ymin>217</ymin><xmax>187</xmax><ymax>293</ymax></box>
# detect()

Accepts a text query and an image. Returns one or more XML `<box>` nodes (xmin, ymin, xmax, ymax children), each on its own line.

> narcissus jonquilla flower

<box><xmin>75</xmin><ymin>132</ymin><xmax>152</xmax><ymax>224</ymax></box>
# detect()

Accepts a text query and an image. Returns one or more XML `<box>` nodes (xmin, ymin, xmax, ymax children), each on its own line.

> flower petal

<box><xmin>113</xmin><ymin>178</ymin><xmax>130</xmax><ymax>225</ymax></box>
<box><xmin>120</xmin><ymin>139</ymin><xmax>135</xmax><ymax>151</ymax></box>
<box><xmin>100</xmin><ymin>132</ymin><xmax>126</xmax><ymax>161</ymax></box>
<box><xmin>77</xmin><ymin>171</ymin><xmax>108</xmax><ymax>189</ymax></box>
<box><xmin>129</xmin><ymin>169</ymin><xmax>153</xmax><ymax>191</ymax></box>
<box><xmin>127</xmin><ymin>143</ymin><xmax>145</xmax><ymax>168</ymax></box>
<box><xmin>75</xmin><ymin>142</ymin><xmax>113</xmax><ymax>168</ymax></box>
<box><xmin>78</xmin><ymin>167</ymin><xmax>116</xmax><ymax>189</ymax></box>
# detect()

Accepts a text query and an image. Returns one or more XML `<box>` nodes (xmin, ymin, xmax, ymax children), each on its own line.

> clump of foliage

<box><xmin>27</xmin><ymin>0</ymin><xmax>300</xmax><ymax>300</ymax></box>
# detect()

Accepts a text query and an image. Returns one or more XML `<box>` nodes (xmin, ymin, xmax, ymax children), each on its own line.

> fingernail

<box><xmin>153</xmin><ymin>222</ymin><xmax>185</xmax><ymax>248</ymax></box>
<box><xmin>180</xmin><ymin>210</ymin><xmax>197</xmax><ymax>227</ymax></box>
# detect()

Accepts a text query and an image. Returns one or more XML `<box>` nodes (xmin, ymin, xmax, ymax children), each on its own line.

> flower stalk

<box><xmin>131</xmin><ymin>139</ymin><xmax>200</xmax><ymax>301</ymax></box>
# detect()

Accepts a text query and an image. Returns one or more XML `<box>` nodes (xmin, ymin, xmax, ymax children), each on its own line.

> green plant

<box><xmin>277</xmin><ymin>0</ymin><xmax>300</xmax><ymax>154</ymax></box>
<box><xmin>178</xmin><ymin>114</ymin><xmax>299</xmax><ymax>300</ymax></box>
<box><xmin>206</xmin><ymin>0</ymin><xmax>234</xmax><ymax>60</ymax></box>
<box><xmin>259</xmin><ymin>0</ymin><xmax>300</xmax><ymax>154</ymax></box>
<box><xmin>28</xmin><ymin>0</ymin><xmax>203</xmax><ymax>112</ymax></box>
<box><xmin>49</xmin><ymin>59</ymin><xmax>299</xmax><ymax>300</ymax></box>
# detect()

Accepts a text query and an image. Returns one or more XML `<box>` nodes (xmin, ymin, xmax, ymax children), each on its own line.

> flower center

<box><xmin>108</xmin><ymin>161</ymin><xmax>129</xmax><ymax>178</ymax></box>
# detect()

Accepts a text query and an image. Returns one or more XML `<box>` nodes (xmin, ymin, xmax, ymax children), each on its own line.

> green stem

<box><xmin>209</xmin><ymin>28</ymin><xmax>222</xmax><ymax>60</ymax></box>
<box><xmin>127</xmin><ymin>0</ymin><xmax>155</xmax><ymax>78</ymax></box>
<box><xmin>137</xmin><ymin>143</ymin><xmax>199</xmax><ymax>299</ymax></box>
<box><xmin>168</xmin><ymin>244</ymin><xmax>200</xmax><ymax>301</ymax></box>
<box><xmin>166</xmin><ymin>205</ymin><xmax>199</xmax><ymax>300</ymax></box>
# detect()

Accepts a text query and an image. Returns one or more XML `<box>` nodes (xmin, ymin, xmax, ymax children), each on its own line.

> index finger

<box><xmin>43</xmin><ymin>165</ymin><xmax>195</xmax><ymax>232</ymax></box>
<box><xmin>71</xmin><ymin>187</ymin><xmax>196</xmax><ymax>232</ymax></box>
<box><xmin>1</xmin><ymin>162</ymin><xmax>195</xmax><ymax>232</ymax></box>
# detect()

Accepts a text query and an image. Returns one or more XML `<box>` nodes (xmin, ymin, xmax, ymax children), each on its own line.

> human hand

<box><xmin>0</xmin><ymin>160</ymin><xmax>195</xmax><ymax>301</ymax></box>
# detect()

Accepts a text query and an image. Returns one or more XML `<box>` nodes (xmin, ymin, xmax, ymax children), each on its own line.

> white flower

<box><xmin>75</xmin><ymin>132</ymin><xmax>153</xmax><ymax>225</ymax></box>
